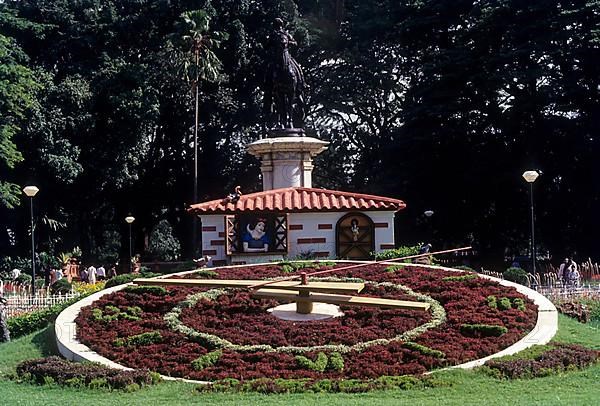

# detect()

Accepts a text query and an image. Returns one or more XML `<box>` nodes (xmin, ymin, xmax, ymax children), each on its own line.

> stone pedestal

<box><xmin>247</xmin><ymin>136</ymin><xmax>329</xmax><ymax>190</ymax></box>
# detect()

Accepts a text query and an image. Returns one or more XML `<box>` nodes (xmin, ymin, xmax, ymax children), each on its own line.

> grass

<box><xmin>0</xmin><ymin>315</ymin><xmax>599</xmax><ymax>405</ymax></box>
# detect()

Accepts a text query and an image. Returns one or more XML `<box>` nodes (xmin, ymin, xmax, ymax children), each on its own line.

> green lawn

<box><xmin>1</xmin><ymin>315</ymin><xmax>599</xmax><ymax>406</ymax></box>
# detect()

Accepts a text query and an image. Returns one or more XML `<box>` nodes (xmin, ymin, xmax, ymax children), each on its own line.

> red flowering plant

<box><xmin>75</xmin><ymin>263</ymin><xmax>537</xmax><ymax>381</ymax></box>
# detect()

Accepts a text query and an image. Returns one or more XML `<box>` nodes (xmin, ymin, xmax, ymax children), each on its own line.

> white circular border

<box><xmin>55</xmin><ymin>261</ymin><xmax>557</xmax><ymax>383</ymax></box>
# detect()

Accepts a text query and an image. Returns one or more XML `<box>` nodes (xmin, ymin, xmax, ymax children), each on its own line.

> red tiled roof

<box><xmin>188</xmin><ymin>187</ymin><xmax>406</xmax><ymax>214</ymax></box>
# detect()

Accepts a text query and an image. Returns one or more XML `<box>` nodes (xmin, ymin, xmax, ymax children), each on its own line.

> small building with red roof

<box><xmin>188</xmin><ymin>136</ymin><xmax>406</xmax><ymax>266</ymax></box>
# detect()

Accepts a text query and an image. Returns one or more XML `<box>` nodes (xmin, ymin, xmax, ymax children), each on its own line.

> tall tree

<box><xmin>174</xmin><ymin>9</ymin><xmax>226</xmax><ymax>256</ymax></box>
<box><xmin>0</xmin><ymin>33</ymin><xmax>39</xmax><ymax>208</ymax></box>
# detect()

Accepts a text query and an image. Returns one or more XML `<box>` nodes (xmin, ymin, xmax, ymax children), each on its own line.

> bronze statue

<box><xmin>262</xmin><ymin>18</ymin><xmax>306</xmax><ymax>134</ymax></box>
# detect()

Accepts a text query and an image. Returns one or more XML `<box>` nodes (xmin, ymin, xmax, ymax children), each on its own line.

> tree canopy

<box><xmin>1</xmin><ymin>0</ymin><xmax>598</xmax><ymax>268</ymax></box>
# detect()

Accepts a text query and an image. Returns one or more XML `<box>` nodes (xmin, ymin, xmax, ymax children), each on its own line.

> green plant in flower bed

<box><xmin>483</xmin><ymin>343</ymin><xmax>600</xmax><ymax>379</ymax></box>
<box><xmin>114</xmin><ymin>331</ymin><xmax>162</xmax><ymax>347</ymax></box>
<box><xmin>104</xmin><ymin>272</ymin><xmax>161</xmax><ymax>288</ymax></box>
<box><xmin>460</xmin><ymin>324</ymin><xmax>508</xmax><ymax>337</ymax></box>
<box><xmin>402</xmin><ymin>342</ymin><xmax>445</xmax><ymax>359</ymax></box>
<box><xmin>453</xmin><ymin>265</ymin><xmax>476</xmax><ymax>272</ymax></box>
<box><xmin>197</xmin><ymin>374</ymin><xmax>450</xmax><ymax>393</ymax></box>
<box><xmin>486</xmin><ymin>295</ymin><xmax>497</xmax><ymax>309</ymax></box>
<box><xmin>513</xmin><ymin>298</ymin><xmax>526</xmax><ymax>311</ymax></box>
<box><xmin>92</xmin><ymin>305</ymin><xmax>143</xmax><ymax>322</ymax></box>
<box><xmin>498</xmin><ymin>297</ymin><xmax>512</xmax><ymax>310</ymax></box>
<box><xmin>15</xmin><ymin>356</ymin><xmax>161</xmax><ymax>391</ymax></box>
<box><xmin>278</xmin><ymin>261</ymin><xmax>335</xmax><ymax>274</ymax></box>
<box><xmin>194</xmin><ymin>269</ymin><xmax>219</xmax><ymax>278</ymax></box>
<box><xmin>295</xmin><ymin>352</ymin><xmax>329</xmax><ymax>372</ymax></box>
<box><xmin>441</xmin><ymin>274</ymin><xmax>477</xmax><ymax>282</ymax></box>
<box><xmin>372</xmin><ymin>245</ymin><xmax>421</xmax><ymax>261</ymax></box>
<box><xmin>124</xmin><ymin>285</ymin><xmax>167</xmax><ymax>296</ymax></box>
<box><xmin>191</xmin><ymin>350</ymin><xmax>222</xmax><ymax>371</ymax></box>
<box><xmin>385</xmin><ymin>265</ymin><xmax>404</xmax><ymax>273</ymax></box>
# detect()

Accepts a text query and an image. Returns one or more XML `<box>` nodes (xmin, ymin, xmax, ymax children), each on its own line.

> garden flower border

<box><xmin>55</xmin><ymin>261</ymin><xmax>558</xmax><ymax>384</ymax></box>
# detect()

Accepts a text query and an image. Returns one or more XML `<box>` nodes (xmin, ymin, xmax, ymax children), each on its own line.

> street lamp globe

<box><xmin>23</xmin><ymin>185</ymin><xmax>40</xmax><ymax>295</ymax></box>
<box><xmin>23</xmin><ymin>185</ymin><xmax>39</xmax><ymax>197</ymax></box>
<box><xmin>125</xmin><ymin>215</ymin><xmax>135</xmax><ymax>224</ymax></box>
<box><xmin>424</xmin><ymin>210</ymin><xmax>434</xmax><ymax>217</ymax></box>
<box><xmin>522</xmin><ymin>170</ymin><xmax>539</xmax><ymax>183</ymax></box>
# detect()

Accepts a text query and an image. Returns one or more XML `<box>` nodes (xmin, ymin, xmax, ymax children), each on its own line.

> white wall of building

<box><xmin>200</xmin><ymin>210</ymin><xmax>397</xmax><ymax>265</ymax></box>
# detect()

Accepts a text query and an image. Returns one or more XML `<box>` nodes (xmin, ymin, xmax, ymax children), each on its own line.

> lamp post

<box><xmin>125</xmin><ymin>215</ymin><xmax>135</xmax><ymax>273</ymax></box>
<box><xmin>423</xmin><ymin>210</ymin><xmax>434</xmax><ymax>243</ymax></box>
<box><xmin>23</xmin><ymin>186</ymin><xmax>39</xmax><ymax>295</ymax></box>
<box><xmin>522</xmin><ymin>170</ymin><xmax>539</xmax><ymax>278</ymax></box>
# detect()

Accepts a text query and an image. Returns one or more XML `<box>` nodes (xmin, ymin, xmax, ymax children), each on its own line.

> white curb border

<box><xmin>55</xmin><ymin>262</ymin><xmax>557</xmax><ymax>383</ymax></box>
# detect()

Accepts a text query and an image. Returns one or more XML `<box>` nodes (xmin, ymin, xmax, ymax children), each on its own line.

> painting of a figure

<box><xmin>242</xmin><ymin>217</ymin><xmax>271</xmax><ymax>252</ymax></box>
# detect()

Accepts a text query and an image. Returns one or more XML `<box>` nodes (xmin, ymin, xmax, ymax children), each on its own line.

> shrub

<box><xmin>453</xmin><ymin>265</ymin><xmax>476</xmax><ymax>272</ymax></box>
<box><xmin>328</xmin><ymin>352</ymin><xmax>345</xmax><ymax>371</ymax></box>
<box><xmin>484</xmin><ymin>343</ymin><xmax>599</xmax><ymax>379</ymax></box>
<box><xmin>104</xmin><ymin>272</ymin><xmax>160</xmax><ymax>288</ymax></box>
<box><xmin>124</xmin><ymin>285</ymin><xmax>167</xmax><ymax>296</ymax></box>
<box><xmin>460</xmin><ymin>323</ymin><xmax>508</xmax><ymax>337</ymax></box>
<box><xmin>503</xmin><ymin>267</ymin><xmax>528</xmax><ymax>285</ymax></box>
<box><xmin>442</xmin><ymin>274</ymin><xmax>477</xmax><ymax>282</ymax></box>
<box><xmin>513</xmin><ymin>298</ymin><xmax>526</xmax><ymax>311</ymax></box>
<box><xmin>402</xmin><ymin>342</ymin><xmax>446</xmax><ymax>359</ymax></box>
<box><xmin>50</xmin><ymin>278</ymin><xmax>72</xmax><ymax>295</ymax></box>
<box><xmin>16</xmin><ymin>356</ymin><xmax>160</xmax><ymax>391</ymax></box>
<box><xmin>385</xmin><ymin>265</ymin><xmax>404</xmax><ymax>273</ymax></box>
<box><xmin>114</xmin><ymin>331</ymin><xmax>163</xmax><ymax>347</ymax></box>
<box><xmin>372</xmin><ymin>244</ymin><xmax>421</xmax><ymax>261</ymax></box>
<box><xmin>195</xmin><ymin>269</ymin><xmax>219</xmax><ymax>278</ymax></box>
<box><xmin>72</xmin><ymin>281</ymin><xmax>105</xmax><ymax>295</ymax></box>
<box><xmin>486</xmin><ymin>295</ymin><xmax>498</xmax><ymax>309</ymax></box>
<box><xmin>278</xmin><ymin>261</ymin><xmax>335</xmax><ymax>274</ymax></box>
<box><xmin>498</xmin><ymin>297</ymin><xmax>512</xmax><ymax>311</ymax></box>
<box><xmin>295</xmin><ymin>352</ymin><xmax>329</xmax><ymax>372</ymax></box>
<box><xmin>15</xmin><ymin>273</ymin><xmax>32</xmax><ymax>284</ymax></box>
<box><xmin>191</xmin><ymin>350</ymin><xmax>222</xmax><ymax>371</ymax></box>
<box><xmin>198</xmin><ymin>374</ymin><xmax>451</xmax><ymax>394</ymax></box>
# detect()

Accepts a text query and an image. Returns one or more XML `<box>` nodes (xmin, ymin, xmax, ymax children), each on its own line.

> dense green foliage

<box><xmin>373</xmin><ymin>245</ymin><xmax>421</xmax><ymax>261</ymax></box>
<box><xmin>7</xmin><ymin>295</ymin><xmax>81</xmax><ymax>338</ymax></box>
<box><xmin>16</xmin><ymin>356</ymin><xmax>161</xmax><ymax>391</ymax></box>
<box><xmin>191</xmin><ymin>350</ymin><xmax>222</xmax><ymax>371</ymax></box>
<box><xmin>104</xmin><ymin>271</ymin><xmax>160</xmax><ymax>288</ymax></box>
<box><xmin>1</xmin><ymin>1</ymin><xmax>599</xmax><ymax>267</ymax></box>
<box><xmin>503</xmin><ymin>267</ymin><xmax>529</xmax><ymax>285</ymax></box>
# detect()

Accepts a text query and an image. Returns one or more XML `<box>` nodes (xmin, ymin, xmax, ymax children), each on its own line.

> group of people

<box><xmin>558</xmin><ymin>257</ymin><xmax>580</xmax><ymax>287</ymax></box>
<box><xmin>79</xmin><ymin>264</ymin><xmax>117</xmax><ymax>284</ymax></box>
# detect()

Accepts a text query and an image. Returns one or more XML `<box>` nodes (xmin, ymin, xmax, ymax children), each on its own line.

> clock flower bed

<box><xmin>75</xmin><ymin>263</ymin><xmax>538</xmax><ymax>381</ymax></box>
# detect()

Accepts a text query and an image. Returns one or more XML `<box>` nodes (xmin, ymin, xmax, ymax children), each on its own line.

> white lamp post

<box><xmin>23</xmin><ymin>186</ymin><xmax>39</xmax><ymax>295</ymax></box>
<box><xmin>522</xmin><ymin>170</ymin><xmax>539</xmax><ymax>278</ymax></box>
<box><xmin>125</xmin><ymin>215</ymin><xmax>135</xmax><ymax>273</ymax></box>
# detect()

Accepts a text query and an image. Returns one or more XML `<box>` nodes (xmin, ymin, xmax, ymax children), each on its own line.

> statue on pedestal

<box><xmin>262</xmin><ymin>18</ymin><xmax>306</xmax><ymax>135</ymax></box>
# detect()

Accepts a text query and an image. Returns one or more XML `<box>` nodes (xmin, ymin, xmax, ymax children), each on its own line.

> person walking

<box><xmin>87</xmin><ymin>265</ymin><xmax>97</xmax><ymax>285</ymax></box>
<box><xmin>96</xmin><ymin>265</ymin><xmax>106</xmax><ymax>281</ymax></box>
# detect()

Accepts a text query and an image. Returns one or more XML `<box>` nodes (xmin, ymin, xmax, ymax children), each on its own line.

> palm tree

<box><xmin>176</xmin><ymin>10</ymin><xmax>227</xmax><ymax>257</ymax></box>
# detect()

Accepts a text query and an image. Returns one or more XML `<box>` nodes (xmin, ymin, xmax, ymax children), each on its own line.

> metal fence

<box><xmin>1</xmin><ymin>291</ymin><xmax>79</xmax><ymax>318</ymax></box>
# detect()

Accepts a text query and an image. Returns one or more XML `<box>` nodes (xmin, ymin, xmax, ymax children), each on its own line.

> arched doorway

<box><xmin>336</xmin><ymin>212</ymin><xmax>374</xmax><ymax>259</ymax></box>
